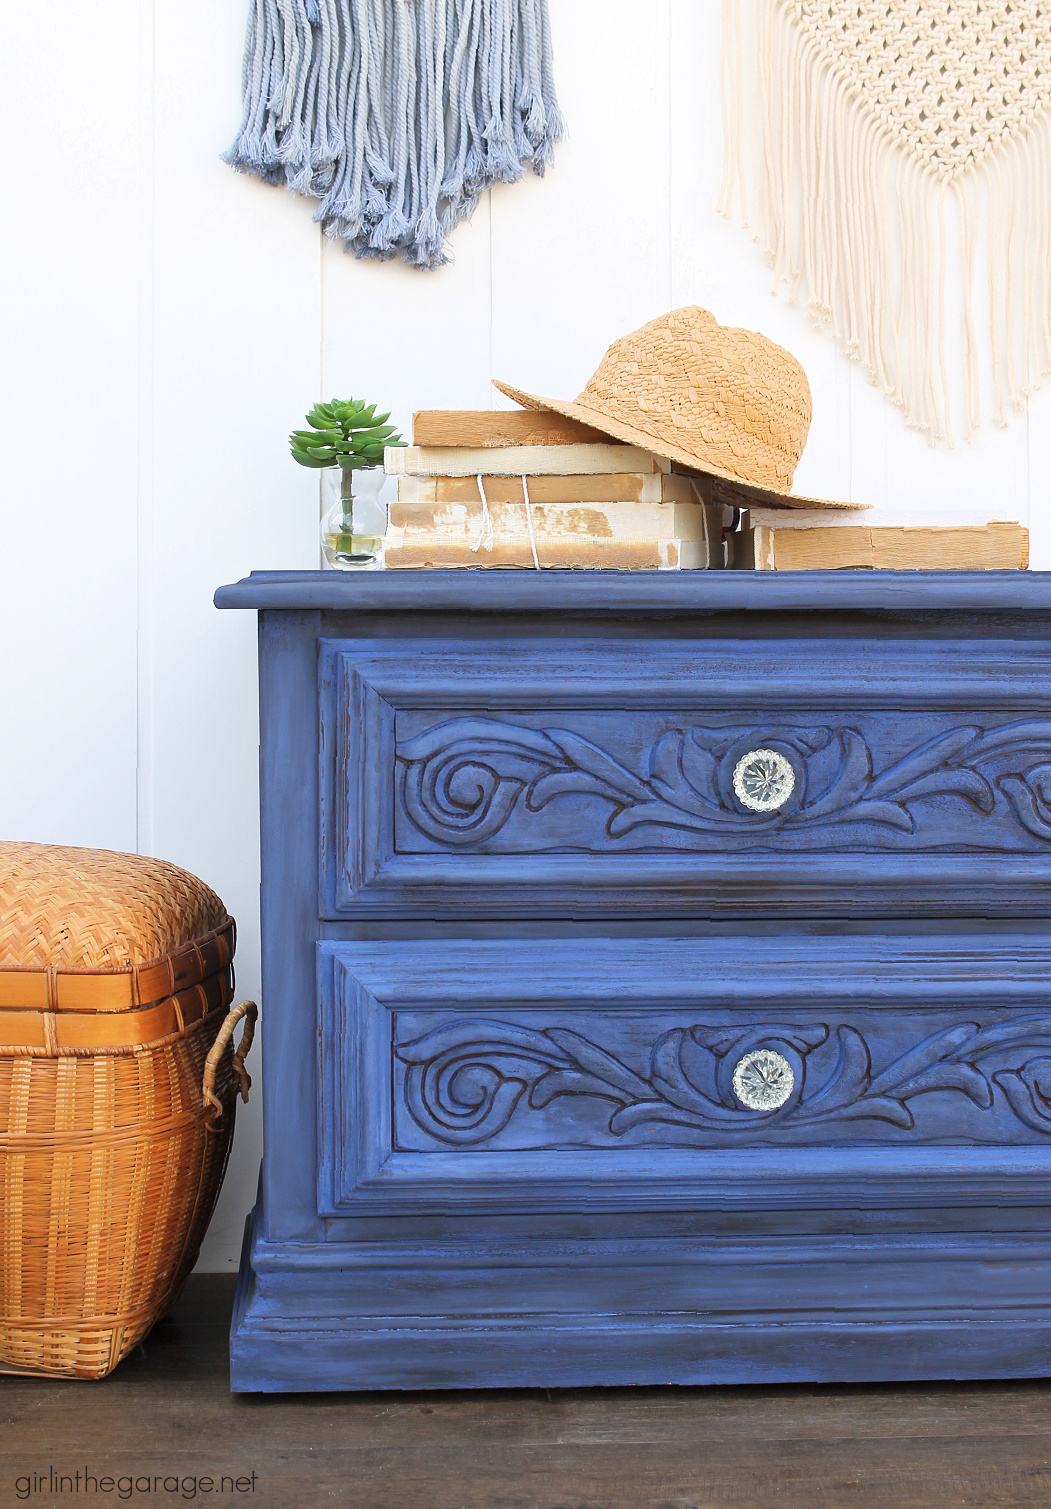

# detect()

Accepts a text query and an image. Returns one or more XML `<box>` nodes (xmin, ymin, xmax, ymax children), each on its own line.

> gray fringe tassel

<box><xmin>224</xmin><ymin>0</ymin><xmax>564</xmax><ymax>270</ymax></box>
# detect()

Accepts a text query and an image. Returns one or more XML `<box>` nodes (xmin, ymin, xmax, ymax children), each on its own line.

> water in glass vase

<box><xmin>322</xmin><ymin>524</ymin><xmax>384</xmax><ymax>568</ymax></box>
<box><xmin>321</xmin><ymin>466</ymin><xmax>386</xmax><ymax>570</ymax></box>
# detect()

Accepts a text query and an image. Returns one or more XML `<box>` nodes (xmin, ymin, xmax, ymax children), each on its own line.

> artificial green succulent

<box><xmin>289</xmin><ymin>398</ymin><xmax>406</xmax><ymax>470</ymax></box>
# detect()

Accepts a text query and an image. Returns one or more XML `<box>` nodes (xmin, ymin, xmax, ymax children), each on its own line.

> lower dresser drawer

<box><xmin>316</xmin><ymin>935</ymin><xmax>1051</xmax><ymax>1220</ymax></box>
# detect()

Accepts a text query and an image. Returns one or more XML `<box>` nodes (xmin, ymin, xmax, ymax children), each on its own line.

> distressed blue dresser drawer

<box><xmin>319</xmin><ymin>637</ymin><xmax>1051</xmax><ymax>919</ymax></box>
<box><xmin>316</xmin><ymin>936</ymin><xmax>1051</xmax><ymax>1220</ymax></box>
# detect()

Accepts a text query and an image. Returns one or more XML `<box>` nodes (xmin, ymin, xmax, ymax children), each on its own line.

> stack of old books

<box><xmin>383</xmin><ymin>410</ymin><xmax>726</xmax><ymax>570</ymax></box>
<box><xmin>383</xmin><ymin>408</ymin><xmax>1029</xmax><ymax>571</ymax></box>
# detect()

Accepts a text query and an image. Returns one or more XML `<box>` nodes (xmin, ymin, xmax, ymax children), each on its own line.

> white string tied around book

<box><xmin>471</xmin><ymin>474</ymin><xmax>494</xmax><ymax>553</ymax></box>
<box><xmin>522</xmin><ymin>475</ymin><xmax>541</xmax><ymax>571</ymax></box>
<box><xmin>471</xmin><ymin>474</ymin><xmax>541</xmax><ymax>568</ymax></box>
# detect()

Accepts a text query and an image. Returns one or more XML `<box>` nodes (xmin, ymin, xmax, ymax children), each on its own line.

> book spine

<box><xmin>753</xmin><ymin>523</ymin><xmax>1029</xmax><ymax>570</ymax></box>
<box><xmin>411</xmin><ymin>410</ymin><xmax>608</xmax><ymax>448</ymax></box>
<box><xmin>396</xmin><ymin>473</ymin><xmax>697</xmax><ymax>504</ymax></box>
<box><xmin>388</xmin><ymin>500</ymin><xmax>711</xmax><ymax>542</ymax></box>
<box><xmin>384</xmin><ymin>536</ymin><xmax>697</xmax><ymax>570</ymax></box>
<box><xmin>385</xmin><ymin>444</ymin><xmax>664</xmax><ymax>477</ymax></box>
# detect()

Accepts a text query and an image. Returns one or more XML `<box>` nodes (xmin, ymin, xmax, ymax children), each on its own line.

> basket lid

<box><xmin>0</xmin><ymin>842</ymin><xmax>229</xmax><ymax>972</ymax></box>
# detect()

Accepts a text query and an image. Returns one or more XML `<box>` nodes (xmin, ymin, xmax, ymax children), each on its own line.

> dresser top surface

<box><xmin>215</xmin><ymin>569</ymin><xmax>1051</xmax><ymax>616</ymax></box>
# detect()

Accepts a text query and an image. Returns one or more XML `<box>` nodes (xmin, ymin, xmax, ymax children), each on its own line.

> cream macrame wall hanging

<box><xmin>720</xmin><ymin>1</ymin><xmax>1051</xmax><ymax>443</ymax></box>
<box><xmin>225</xmin><ymin>0</ymin><xmax>563</xmax><ymax>271</ymax></box>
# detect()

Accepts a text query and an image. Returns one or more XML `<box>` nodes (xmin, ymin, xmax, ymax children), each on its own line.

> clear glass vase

<box><xmin>321</xmin><ymin>465</ymin><xmax>387</xmax><ymax>570</ymax></box>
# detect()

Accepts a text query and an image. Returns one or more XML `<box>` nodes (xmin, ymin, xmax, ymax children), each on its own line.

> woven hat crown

<box><xmin>577</xmin><ymin>307</ymin><xmax>812</xmax><ymax>492</ymax></box>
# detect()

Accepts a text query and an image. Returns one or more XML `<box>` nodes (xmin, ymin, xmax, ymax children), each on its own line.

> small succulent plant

<box><xmin>289</xmin><ymin>398</ymin><xmax>406</xmax><ymax>471</ymax></box>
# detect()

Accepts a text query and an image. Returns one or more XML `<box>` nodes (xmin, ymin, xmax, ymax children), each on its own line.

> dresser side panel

<box><xmin>259</xmin><ymin>609</ymin><xmax>325</xmax><ymax>1240</ymax></box>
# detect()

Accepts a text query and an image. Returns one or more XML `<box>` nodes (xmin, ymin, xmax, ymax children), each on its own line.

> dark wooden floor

<box><xmin>3</xmin><ymin>1278</ymin><xmax>1051</xmax><ymax>1508</ymax></box>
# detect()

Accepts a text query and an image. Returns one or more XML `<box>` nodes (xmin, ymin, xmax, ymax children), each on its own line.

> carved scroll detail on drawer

<box><xmin>397</xmin><ymin>716</ymin><xmax>1051</xmax><ymax>848</ymax></box>
<box><xmin>318</xmin><ymin>638</ymin><xmax>1051</xmax><ymax>917</ymax></box>
<box><xmin>396</xmin><ymin>1015</ymin><xmax>1051</xmax><ymax>1146</ymax></box>
<box><xmin>316</xmin><ymin>939</ymin><xmax>1051</xmax><ymax>1217</ymax></box>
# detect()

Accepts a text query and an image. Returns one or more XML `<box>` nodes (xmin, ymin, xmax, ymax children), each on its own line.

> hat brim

<box><xmin>492</xmin><ymin>380</ymin><xmax>870</xmax><ymax>512</ymax></box>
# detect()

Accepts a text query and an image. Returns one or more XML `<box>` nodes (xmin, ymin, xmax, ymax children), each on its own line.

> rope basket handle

<box><xmin>203</xmin><ymin>999</ymin><xmax>258</xmax><ymax>1122</ymax></box>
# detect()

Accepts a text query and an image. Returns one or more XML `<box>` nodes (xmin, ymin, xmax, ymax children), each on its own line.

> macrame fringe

<box><xmin>720</xmin><ymin>0</ymin><xmax>1051</xmax><ymax>443</ymax></box>
<box><xmin>225</xmin><ymin>0</ymin><xmax>564</xmax><ymax>270</ymax></box>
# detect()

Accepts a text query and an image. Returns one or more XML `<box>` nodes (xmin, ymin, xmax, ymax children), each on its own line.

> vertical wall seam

<box><xmin>319</xmin><ymin>225</ymin><xmax>326</xmax><ymax>565</ymax></box>
<box><xmin>136</xmin><ymin>0</ymin><xmax>157</xmax><ymax>858</ymax></box>
<box><xmin>846</xmin><ymin>343</ymin><xmax>852</xmax><ymax>503</ymax></box>
<box><xmin>667</xmin><ymin>0</ymin><xmax>674</xmax><ymax>310</ymax></box>
<box><xmin>488</xmin><ymin>188</ymin><xmax>495</xmax><ymax>408</ymax></box>
<box><xmin>654</xmin><ymin>0</ymin><xmax>673</xmax><ymax>313</ymax></box>
<box><xmin>1024</xmin><ymin>397</ymin><xmax>1031</xmax><ymax>547</ymax></box>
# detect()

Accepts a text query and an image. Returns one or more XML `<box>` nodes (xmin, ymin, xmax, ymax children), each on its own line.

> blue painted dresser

<box><xmin>215</xmin><ymin>569</ymin><xmax>1051</xmax><ymax>1391</ymax></box>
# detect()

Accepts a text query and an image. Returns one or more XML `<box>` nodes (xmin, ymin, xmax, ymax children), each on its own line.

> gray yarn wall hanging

<box><xmin>225</xmin><ymin>0</ymin><xmax>564</xmax><ymax>270</ymax></box>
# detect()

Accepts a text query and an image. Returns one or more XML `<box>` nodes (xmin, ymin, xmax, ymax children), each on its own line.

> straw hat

<box><xmin>494</xmin><ymin>306</ymin><xmax>866</xmax><ymax>512</ymax></box>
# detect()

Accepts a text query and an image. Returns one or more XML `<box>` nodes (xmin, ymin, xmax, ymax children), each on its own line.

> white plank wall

<box><xmin>0</xmin><ymin>0</ymin><xmax>1048</xmax><ymax>1268</ymax></box>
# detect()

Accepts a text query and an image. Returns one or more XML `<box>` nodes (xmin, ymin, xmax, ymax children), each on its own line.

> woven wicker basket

<box><xmin>0</xmin><ymin>842</ymin><xmax>256</xmax><ymax>1379</ymax></box>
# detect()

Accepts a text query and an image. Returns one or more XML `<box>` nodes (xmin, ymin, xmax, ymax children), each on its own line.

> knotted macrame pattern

<box><xmin>720</xmin><ymin>0</ymin><xmax>1051</xmax><ymax>442</ymax></box>
<box><xmin>225</xmin><ymin>0</ymin><xmax>563</xmax><ymax>270</ymax></box>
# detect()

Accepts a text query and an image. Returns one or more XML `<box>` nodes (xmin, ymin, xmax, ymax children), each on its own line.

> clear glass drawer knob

<box><xmin>732</xmin><ymin>748</ymin><xmax>795</xmax><ymax>812</ymax></box>
<box><xmin>732</xmin><ymin>1049</ymin><xmax>795</xmax><ymax>1111</ymax></box>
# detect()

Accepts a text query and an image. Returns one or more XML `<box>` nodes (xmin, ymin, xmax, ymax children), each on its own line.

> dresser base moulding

<box><xmin>230</xmin><ymin>1212</ymin><xmax>1051</xmax><ymax>1391</ymax></box>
